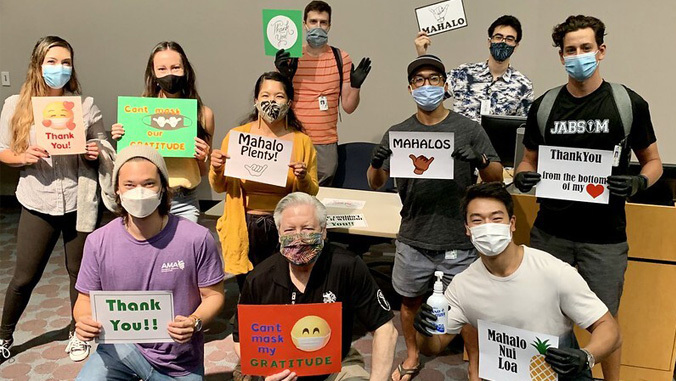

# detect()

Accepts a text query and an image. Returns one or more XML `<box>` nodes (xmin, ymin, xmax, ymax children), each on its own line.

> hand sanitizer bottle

<box><xmin>426</xmin><ymin>271</ymin><xmax>448</xmax><ymax>335</ymax></box>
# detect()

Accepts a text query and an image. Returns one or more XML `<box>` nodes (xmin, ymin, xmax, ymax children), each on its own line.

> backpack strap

<box><xmin>331</xmin><ymin>46</ymin><xmax>343</xmax><ymax>120</ymax></box>
<box><xmin>536</xmin><ymin>86</ymin><xmax>564</xmax><ymax>144</ymax></box>
<box><xmin>608</xmin><ymin>82</ymin><xmax>633</xmax><ymax>139</ymax></box>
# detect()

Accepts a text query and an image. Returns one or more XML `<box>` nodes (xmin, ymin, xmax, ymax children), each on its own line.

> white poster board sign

<box><xmin>224</xmin><ymin>131</ymin><xmax>294</xmax><ymax>187</ymax></box>
<box><xmin>326</xmin><ymin>214</ymin><xmax>368</xmax><ymax>229</ymax></box>
<box><xmin>321</xmin><ymin>198</ymin><xmax>366</xmax><ymax>210</ymax></box>
<box><xmin>415</xmin><ymin>0</ymin><xmax>468</xmax><ymax>36</ymax></box>
<box><xmin>535</xmin><ymin>145</ymin><xmax>613</xmax><ymax>204</ymax></box>
<box><xmin>478</xmin><ymin>320</ymin><xmax>559</xmax><ymax>381</ymax></box>
<box><xmin>389</xmin><ymin>131</ymin><xmax>454</xmax><ymax>179</ymax></box>
<box><xmin>90</xmin><ymin>291</ymin><xmax>174</xmax><ymax>344</ymax></box>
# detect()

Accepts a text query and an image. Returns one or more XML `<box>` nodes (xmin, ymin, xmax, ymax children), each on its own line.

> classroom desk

<box><xmin>204</xmin><ymin>187</ymin><xmax>402</xmax><ymax>239</ymax></box>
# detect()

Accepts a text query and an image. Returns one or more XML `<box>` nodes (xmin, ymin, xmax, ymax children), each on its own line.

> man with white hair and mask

<box><xmin>233</xmin><ymin>192</ymin><xmax>397</xmax><ymax>381</ymax></box>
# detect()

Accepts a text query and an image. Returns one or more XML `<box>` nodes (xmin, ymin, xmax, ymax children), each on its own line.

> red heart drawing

<box><xmin>63</xmin><ymin>101</ymin><xmax>75</xmax><ymax>110</ymax></box>
<box><xmin>586</xmin><ymin>184</ymin><xmax>604</xmax><ymax>198</ymax></box>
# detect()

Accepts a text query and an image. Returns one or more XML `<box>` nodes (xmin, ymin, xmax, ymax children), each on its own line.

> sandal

<box><xmin>395</xmin><ymin>361</ymin><xmax>422</xmax><ymax>380</ymax></box>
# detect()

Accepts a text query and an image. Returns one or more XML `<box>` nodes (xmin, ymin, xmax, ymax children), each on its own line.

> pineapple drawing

<box><xmin>529</xmin><ymin>338</ymin><xmax>557</xmax><ymax>381</ymax></box>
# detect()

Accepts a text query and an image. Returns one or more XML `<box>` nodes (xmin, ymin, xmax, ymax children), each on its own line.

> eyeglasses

<box><xmin>410</xmin><ymin>74</ymin><xmax>445</xmax><ymax>88</ymax></box>
<box><xmin>491</xmin><ymin>34</ymin><xmax>517</xmax><ymax>46</ymax></box>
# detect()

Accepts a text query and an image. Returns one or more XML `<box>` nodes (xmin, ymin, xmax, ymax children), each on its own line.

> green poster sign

<box><xmin>262</xmin><ymin>9</ymin><xmax>303</xmax><ymax>58</ymax></box>
<box><xmin>117</xmin><ymin>96</ymin><xmax>197</xmax><ymax>158</ymax></box>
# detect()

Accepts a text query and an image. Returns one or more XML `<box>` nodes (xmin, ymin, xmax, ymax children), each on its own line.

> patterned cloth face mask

<box><xmin>279</xmin><ymin>232</ymin><xmax>324</xmax><ymax>266</ymax></box>
<box><xmin>256</xmin><ymin>100</ymin><xmax>290</xmax><ymax>124</ymax></box>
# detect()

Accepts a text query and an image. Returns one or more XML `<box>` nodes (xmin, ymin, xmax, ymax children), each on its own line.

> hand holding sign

<box><xmin>21</xmin><ymin>145</ymin><xmax>50</xmax><ymax>166</ymax></box>
<box><xmin>409</xmin><ymin>154</ymin><xmax>434</xmax><ymax>174</ymax></box>
<box><xmin>414</xmin><ymin>31</ymin><xmax>432</xmax><ymax>56</ymax></box>
<box><xmin>607</xmin><ymin>174</ymin><xmax>648</xmax><ymax>197</ymax></box>
<box><xmin>111</xmin><ymin>123</ymin><xmax>125</xmax><ymax>140</ymax></box>
<box><xmin>84</xmin><ymin>141</ymin><xmax>100</xmax><ymax>161</ymax></box>
<box><xmin>545</xmin><ymin>348</ymin><xmax>588</xmax><ymax>378</ymax></box>
<box><xmin>514</xmin><ymin>171</ymin><xmax>541</xmax><ymax>193</ymax></box>
<box><xmin>75</xmin><ymin>315</ymin><xmax>102</xmax><ymax>342</ymax></box>
<box><xmin>167</xmin><ymin>315</ymin><xmax>196</xmax><ymax>344</ymax></box>
<box><xmin>275</xmin><ymin>49</ymin><xmax>299</xmax><ymax>79</ymax></box>
<box><xmin>210</xmin><ymin>149</ymin><xmax>230</xmax><ymax>171</ymax></box>
<box><xmin>265</xmin><ymin>370</ymin><xmax>298</xmax><ymax>381</ymax></box>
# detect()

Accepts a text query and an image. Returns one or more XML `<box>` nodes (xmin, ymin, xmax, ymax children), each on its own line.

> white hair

<box><xmin>273</xmin><ymin>192</ymin><xmax>327</xmax><ymax>230</ymax></box>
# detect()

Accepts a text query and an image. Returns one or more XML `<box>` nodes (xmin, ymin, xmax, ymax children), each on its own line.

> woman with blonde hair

<box><xmin>0</xmin><ymin>36</ymin><xmax>114</xmax><ymax>362</ymax></box>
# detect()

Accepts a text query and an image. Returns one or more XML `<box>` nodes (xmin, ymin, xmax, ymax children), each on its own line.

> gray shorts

<box><xmin>314</xmin><ymin>143</ymin><xmax>338</xmax><ymax>186</ymax></box>
<box><xmin>392</xmin><ymin>240</ymin><xmax>477</xmax><ymax>298</ymax></box>
<box><xmin>530</xmin><ymin>226</ymin><xmax>628</xmax><ymax>315</ymax></box>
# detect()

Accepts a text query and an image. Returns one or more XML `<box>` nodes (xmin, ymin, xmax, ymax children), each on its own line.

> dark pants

<box><xmin>0</xmin><ymin>207</ymin><xmax>88</xmax><ymax>339</ymax></box>
<box><xmin>235</xmin><ymin>213</ymin><xmax>279</xmax><ymax>292</ymax></box>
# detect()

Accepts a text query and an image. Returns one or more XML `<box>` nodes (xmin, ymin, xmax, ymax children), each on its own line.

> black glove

<box><xmin>413</xmin><ymin>303</ymin><xmax>437</xmax><ymax>337</ymax></box>
<box><xmin>545</xmin><ymin>347</ymin><xmax>588</xmax><ymax>377</ymax></box>
<box><xmin>370</xmin><ymin>145</ymin><xmax>392</xmax><ymax>170</ymax></box>
<box><xmin>607</xmin><ymin>174</ymin><xmax>648</xmax><ymax>197</ymax></box>
<box><xmin>350</xmin><ymin>57</ymin><xmax>372</xmax><ymax>88</ymax></box>
<box><xmin>452</xmin><ymin>145</ymin><xmax>489</xmax><ymax>169</ymax></box>
<box><xmin>274</xmin><ymin>49</ymin><xmax>298</xmax><ymax>79</ymax></box>
<box><xmin>513</xmin><ymin>171</ymin><xmax>541</xmax><ymax>193</ymax></box>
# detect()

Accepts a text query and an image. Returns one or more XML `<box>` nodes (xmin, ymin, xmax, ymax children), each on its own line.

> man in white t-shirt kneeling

<box><xmin>415</xmin><ymin>182</ymin><xmax>621</xmax><ymax>381</ymax></box>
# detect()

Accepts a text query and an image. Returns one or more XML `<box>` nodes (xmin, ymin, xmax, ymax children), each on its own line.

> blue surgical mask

<box><xmin>489</xmin><ymin>42</ymin><xmax>515</xmax><ymax>62</ymax></box>
<box><xmin>42</xmin><ymin>65</ymin><xmax>72</xmax><ymax>89</ymax></box>
<box><xmin>306</xmin><ymin>27</ymin><xmax>328</xmax><ymax>48</ymax></box>
<box><xmin>564</xmin><ymin>51</ymin><xmax>598</xmax><ymax>81</ymax></box>
<box><xmin>412</xmin><ymin>85</ymin><xmax>445</xmax><ymax>111</ymax></box>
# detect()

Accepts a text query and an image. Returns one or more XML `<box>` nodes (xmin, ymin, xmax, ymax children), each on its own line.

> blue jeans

<box><xmin>76</xmin><ymin>343</ymin><xmax>204</xmax><ymax>381</ymax></box>
<box><xmin>170</xmin><ymin>188</ymin><xmax>200</xmax><ymax>223</ymax></box>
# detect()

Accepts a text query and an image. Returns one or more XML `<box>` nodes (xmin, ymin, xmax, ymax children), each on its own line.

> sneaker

<box><xmin>65</xmin><ymin>332</ymin><xmax>90</xmax><ymax>362</ymax></box>
<box><xmin>0</xmin><ymin>338</ymin><xmax>12</xmax><ymax>360</ymax></box>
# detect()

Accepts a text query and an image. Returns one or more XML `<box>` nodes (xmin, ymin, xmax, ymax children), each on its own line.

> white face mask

<box><xmin>469</xmin><ymin>223</ymin><xmax>512</xmax><ymax>257</ymax></box>
<box><xmin>293</xmin><ymin>333</ymin><xmax>331</xmax><ymax>352</ymax></box>
<box><xmin>120</xmin><ymin>187</ymin><xmax>162</xmax><ymax>219</ymax></box>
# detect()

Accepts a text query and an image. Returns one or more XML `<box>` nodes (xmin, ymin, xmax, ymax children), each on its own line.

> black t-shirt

<box><xmin>523</xmin><ymin>81</ymin><xmax>657</xmax><ymax>243</ymax></box>
<box><xmin>233</xmin><ymin>244</ymin><xmax>394</xmax><ymax>381</ymax></box>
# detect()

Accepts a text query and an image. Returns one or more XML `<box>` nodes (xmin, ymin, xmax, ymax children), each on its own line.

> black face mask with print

<box><xmin>156</xmin><ymin>74</ymin><xmax>187</xmax><ymax>94</ymax></box>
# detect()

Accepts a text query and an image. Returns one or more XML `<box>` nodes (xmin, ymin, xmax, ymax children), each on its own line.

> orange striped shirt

<box><xmin>293</xmin><ymin>45</ymin><xmax>352</xmax><ymax>145</ymax></box>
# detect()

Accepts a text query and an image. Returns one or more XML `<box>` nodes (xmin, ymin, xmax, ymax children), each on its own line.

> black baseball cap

<box><xmin>407</xmin><ymin>54</ymin><xmax>446</xmax><ymax>81</ymax></box>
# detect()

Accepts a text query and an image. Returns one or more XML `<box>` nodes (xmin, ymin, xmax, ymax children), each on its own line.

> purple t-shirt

<box><xmin>76</xmin><ymin>214</ymin><xmax>225</xmax><ymax>376</ymax></box>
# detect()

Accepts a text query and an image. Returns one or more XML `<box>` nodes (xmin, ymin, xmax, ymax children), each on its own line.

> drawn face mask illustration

<box><xmin>256</xmin><ymin>100</ymin><xmax>290</xmax><ymax>124</ymax></box>
<box><xmin>291</xmin><ymin>315</ymin><xmax>331</xmax><ymax>352</ymax></box>
<box><xmin>143</xmin><ymin>113</ymin><xmax>192</xmax><ymax>130</ymax></box>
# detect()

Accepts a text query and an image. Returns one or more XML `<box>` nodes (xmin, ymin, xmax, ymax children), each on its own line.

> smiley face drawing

<box><xmin>42</xmin><ymin>101</ymin><xmax>76</xmax><ymax>130</ymax></box>
<box><xmin>290</xmin><ymin>315</ymin><xmax>331</xmax><ymax>352</ymax></box>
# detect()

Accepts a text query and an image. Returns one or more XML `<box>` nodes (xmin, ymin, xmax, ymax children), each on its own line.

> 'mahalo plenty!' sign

<box><xmin>224</xmin><ymin>131</ymin><xmax>294</xmax><ymax>187</ymax></box>
<box><xmin>415</xmin><ymin>0</ymin><xmax>468</xmax><ymax>36</ymax></box>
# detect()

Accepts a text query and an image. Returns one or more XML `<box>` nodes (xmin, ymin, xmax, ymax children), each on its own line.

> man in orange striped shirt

<box><xmin>275</xmin><ymin>1</ymin><xmax>372</xmax><ymax>185</ymax></box>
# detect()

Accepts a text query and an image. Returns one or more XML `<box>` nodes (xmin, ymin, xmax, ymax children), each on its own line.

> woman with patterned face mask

<box><xmin>110</xmin><ymin>41</ymin><xmax>215</xmax><ymax>223</ymax></box>
<box><xmin>0</xmin><ymin>36</ymin><xmax>116</xmax><ymax>362</ymax></box>
<box><xmin>209</xmin><ymin>71</ymin><xmax>319</xmax><ymax>292</ymax></box>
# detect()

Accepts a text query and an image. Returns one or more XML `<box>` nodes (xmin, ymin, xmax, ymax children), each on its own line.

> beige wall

<box><xmin>0</xmin><ymin>0</ymin><xmax>673</xmax><ymax>199</ymax></box>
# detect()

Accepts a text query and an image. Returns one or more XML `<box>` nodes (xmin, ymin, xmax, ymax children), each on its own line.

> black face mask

<box><xmin>156</xmin><ymin>74</ymin><xmax>187</xmax><ymax>94</ymax></box>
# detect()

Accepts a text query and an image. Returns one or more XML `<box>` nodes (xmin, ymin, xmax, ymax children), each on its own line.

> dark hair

<box><xmin>242</xmin><ymin>72</ymin><xmax>304</xmax><ymax>132</ymax></box>
<box><xmin>488</xmin><ymin>15</ymin><xmax>523</xmax><ymax>43</ymax></box>
<box><xmin>304</xmin><ymin>1</ymin><xmax>332</xmax><ymax>24</ymax></box>
<box><xmin>114</xmin><ymin>158</ymin><xmax>172</xmax><ymax>222</ymax></box>
<box><xmin>143</xmin><ymin>41</ymin><xmax>210</xmax><ymax>142</ymax></box>
<box><xmin>552</xmin><ymin>15</ymin><xmax>606</xmax><ymax>49</ymax></box>
<box><xmin>462</xmin><ymin>182</ymin><xmax>514</xmax><ymax>222</ymax></box>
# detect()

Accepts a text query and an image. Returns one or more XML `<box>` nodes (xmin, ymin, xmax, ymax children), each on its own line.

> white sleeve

<box><xmin>558</xmin><ymin>263</ymin><xmax>608</xmax><ymax>329</ymax></box>
<box><xmin>0</xmin><ymin>96</ymin><xmax>19</xmax><ymax>150</ymax></box>
<box><xmin>82</xmin><ymin>97</ymin><xmax>106</xmax><ymax>140</ymax></box>
<box><xmin>444</xmin><ymin>279</ymin><xmax>469</xmax><ymax>334</ymax></box>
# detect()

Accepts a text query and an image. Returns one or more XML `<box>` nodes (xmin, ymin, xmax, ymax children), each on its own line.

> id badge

<box><xmin>318</xmin><ymin>96</ymin><xmax>329</xmax><ymax>111</ymax></box>
<box><xmin>612</xmin><ymin>145</ymin><xmax>622</xmax><ymax>167</ymax></box>
<box><xmin>480</xmin><ymin>99</ymin><xmax>490</xmax><ymax>115</ymax></box>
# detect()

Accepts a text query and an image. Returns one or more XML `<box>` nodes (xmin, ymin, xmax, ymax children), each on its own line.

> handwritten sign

<box><xmin>535</xmin><ymin>145</ymin><xmax>613</xmax><ymax>204</ymax></box>
<box><xmin>415</xmin><ymin>0</ymin><xmax>468</xmax><ymax>36</ymax></box>
<box><xmin>32</xmin><ymin>96</ymin><xmax>86</xmax><ymax>155</ymax></box>
<box><xmin>478</xmin><ymin>320</ymin><xmax>559</xmax><ymax>381</ymax></box>
<box><xmin>326</xmin><ymin>214</ymin><xmax>367</xmax><ymax>229</ymax></box>
<box><xmin>321</xmin><ymin>198</ymin><xmax>366</xmax><ymax>210</ymax></box>
<box><xmin>224</xmin><ymin>131</ymin><xmax>294</xmax><ymax>187</ymax></box>
<box><xmin>263</xmin><ymin>9</ymin><xmax>303</xmax><ymax>58</ymax></box>
<box><xmin>116</xmin><ymin>96</ymin><xmax>197</xmax><ymax>158</ymax></box>
<box><xmin>90</xmin><ymin>291</ymin><xmax>174</xmax><ymax>344</ymax></box>
<box><xmin>238</xmin><ymin>303</ymin><xmax>342</xmax><ymax>377</ymax></box>
<box><xmin>389</xmin><ymin>131</ymin><xmax>454</xmax><ymax>179</ymax></box>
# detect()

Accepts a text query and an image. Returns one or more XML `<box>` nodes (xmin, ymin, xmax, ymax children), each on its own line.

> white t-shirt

<box><xmin>445</xmin><ymin>245</ymin><xmax>608</xmax><ymax>346</ymax></box>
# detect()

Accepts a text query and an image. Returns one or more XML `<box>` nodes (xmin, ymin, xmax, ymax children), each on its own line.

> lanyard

<box><xmin>291</xmin><ymin>291</ymin><xmax>297</xmax><ymax>305</ymax></box>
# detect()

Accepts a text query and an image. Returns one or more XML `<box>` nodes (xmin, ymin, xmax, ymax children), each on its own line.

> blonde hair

<box><xmin>10</xmin><ymin>36</ymin><xmax>80</xmax><ymax>153</ymax></box>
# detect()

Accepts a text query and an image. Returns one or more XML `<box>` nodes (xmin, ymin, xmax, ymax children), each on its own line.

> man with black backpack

<box><xmin>514</xmin><ymin>15</ymin><xmax>663</xmax><ymax>381</ymax></box>
<box><xmin>274</xmin><ymin>0</ymin><xmax>371</xmax><ymax>185</ymax></box>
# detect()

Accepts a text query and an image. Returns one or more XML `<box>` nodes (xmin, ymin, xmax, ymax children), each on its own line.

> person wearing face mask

<box><xmin>0</xmin><ymin>36</ymin><xmax>116</xmax><ymax>362</ymax></box>
<box><xmin>415</xmin><ymin>15</ymin><xmax>533</xmax><ymax>122</ymax></box>
<box><xmin>367</xmin><ymin>55</ymin><xmax>503</xmax><ymax>381</ymax></box>
<box><xmin>73</xmin><ymin>145</ymin><xmax>225</xmax><ymax>380</ymax></box>
<box><xmin>111</xmin><ymin>41</ymin><xmax>215</xmax><ymax>223</ymax></box>
<box><xmin>232</xmin><ymin>192</ymin><xmax>397</xmax><ymax>381</ymax></box>
<box><xmin>209</xmin><ymin>72</ymin><xmax>319</xmax><ymax>293</ymax></box>
<box><xmin>414</xmin><ymin>182</ymin><xmax>621</xmax><ymax>381</ymax></box>
<box><xmin>514</xmin><ymin>16</ymin><xmax>663</xmax><ymax>380</ymax></box>
<box><xmin>273</xmin><ymin>1</ymin><xmax>372</xmax><ymax>186</ymax></box>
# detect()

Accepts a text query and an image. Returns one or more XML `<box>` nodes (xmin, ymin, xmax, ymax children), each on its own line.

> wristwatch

<box><xmin>581</xmin><ymin>348</ymin><xmax>595</xmax><ymax>369</ymax></box>
<box><xmin>189</xmin><ymin>314</ymin><xmax>203</xmax><ymax>332</ymax></box>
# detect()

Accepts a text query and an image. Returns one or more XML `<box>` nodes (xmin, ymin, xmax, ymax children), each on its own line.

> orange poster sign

<box><xmin>238</xmin><ymin>302</ymin><xmax>342</xmax><ymax>377</ymax></box>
